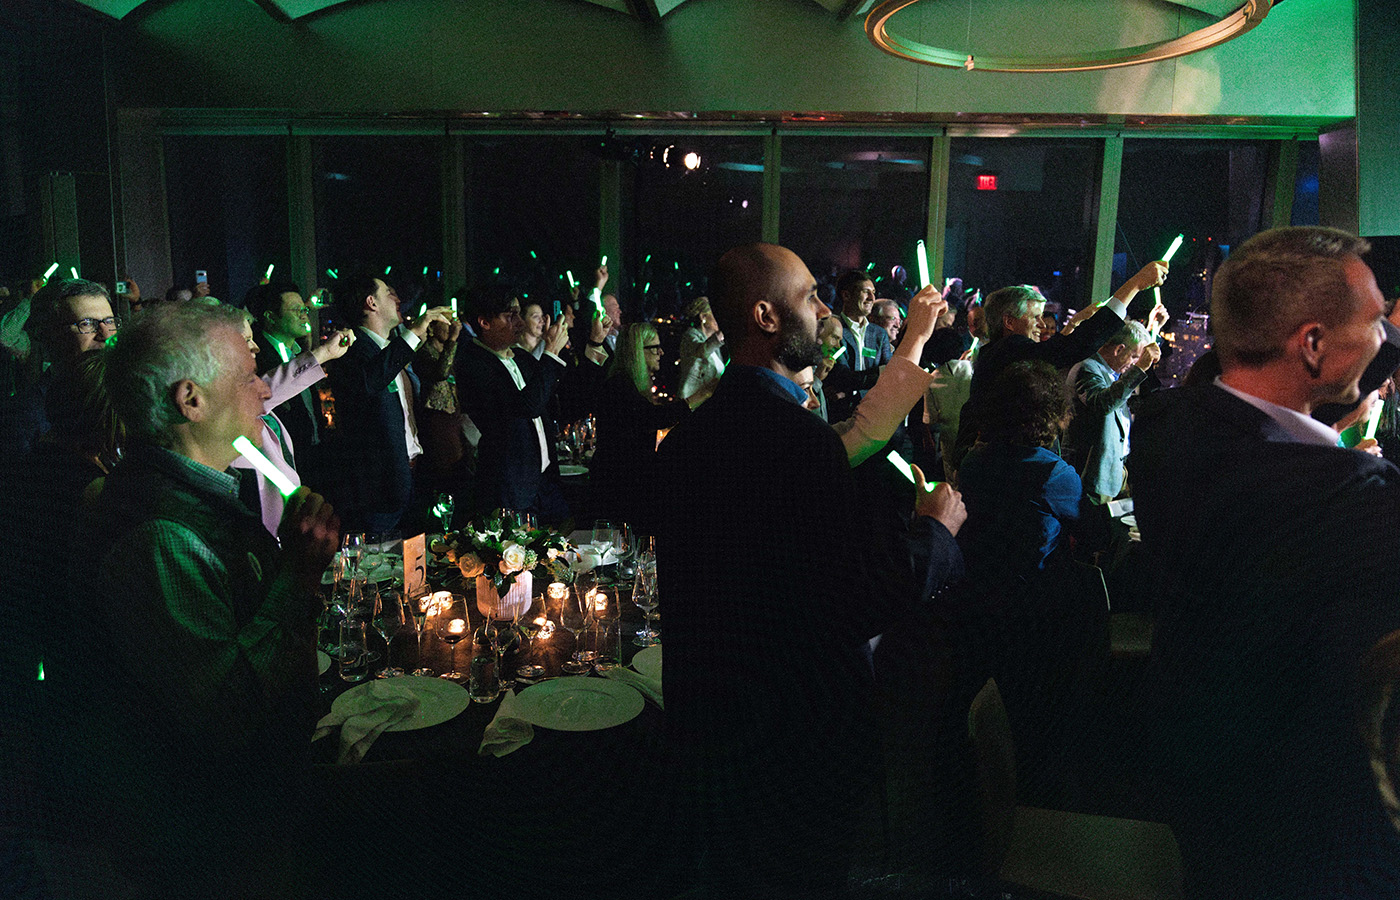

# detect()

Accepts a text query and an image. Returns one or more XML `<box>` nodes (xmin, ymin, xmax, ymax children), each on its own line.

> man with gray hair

<box><xmin>46</xmin><ymin>301</ymin><xmax>339</xmax><ymax>897</ymax></box>
<box><xmin>1129</xmin><ymin>226</ymin><xmax>1400</xmax><ymax>897</ymax></box>
<box><xmin>1062</xmin><ymin>318</ymin><xmax>1160</xmax><ymax>505</ymax></box>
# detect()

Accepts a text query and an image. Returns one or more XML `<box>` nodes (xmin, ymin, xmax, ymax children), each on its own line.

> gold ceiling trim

<box><xmin>865</xmin><ymin>0</ymin><xmax>1274</xmax><ymax>73</ymax></box>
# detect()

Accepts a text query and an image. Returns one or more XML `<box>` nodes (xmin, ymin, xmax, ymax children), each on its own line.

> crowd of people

<box><xmin>3</xmin><ymin>225</ymin><xmax>1400</xmax><ymax>898</ymax></box>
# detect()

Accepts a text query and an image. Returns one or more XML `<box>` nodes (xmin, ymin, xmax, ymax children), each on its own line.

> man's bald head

<box><xmin>711</xmin><ymin>243</ymin><xmax>805</xmax><ymax>351</ymax></box>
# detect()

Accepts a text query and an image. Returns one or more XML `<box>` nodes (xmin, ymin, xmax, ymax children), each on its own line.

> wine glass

<box><xmin>338</xmin><ymin>619</ymin><xmax>371</xmax><ymax>683</ymax></box>
<box><xmin>435</xmin><ymin>596</ymin><xmax>470</xmax><ymax>681</ymax></box>
<box><xmin>558</xmin><ymin>577</ymin><xmax>593</xmax><ymax>675</ymax></box>
<box><xmin>632</xmin><ymin>550</ymin><xmax>659</xmax><ymax>647</ymax></box>
<box><xmin>341</xmin><ymin>532</ymin><xmax>366</xmax><ymax>582</ymax></box>
<box><xmin>373</xmin><ymin>590</ymin><xmax>408</xmax><ymax>678</ymax></box>
<box><xmin>614</xmin><ymin>523</ymin><xmax>635</xmax><ymax>580</ymax></box>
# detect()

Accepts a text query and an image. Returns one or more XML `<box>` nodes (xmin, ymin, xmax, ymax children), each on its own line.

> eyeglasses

<box><xmin>642</xmin><ymin>344</ymin><xmax>662</xmax><ymax>353</ymax></box>
<box><xmin>68</xmin><ymin>316</ymin><xmax>120</xmax><ymax>334</ymax></box>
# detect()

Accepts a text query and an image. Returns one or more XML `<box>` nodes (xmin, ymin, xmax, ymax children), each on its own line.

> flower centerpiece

<box><xmin>443</xmin><ymin>511</ymin><xmax>573</xmax><ymax>620</ymax></box>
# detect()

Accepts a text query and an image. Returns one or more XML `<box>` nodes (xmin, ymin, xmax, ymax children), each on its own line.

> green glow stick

<box><xmin>422</xmin><ymin>266</ymin><xmax>429</xmax><ymax>276</ymax></box>
<box><xmin>1364</xmin><ymin>399</ymin><xmax>1384</xmax><ymax>441</ymax></box>
<box><xmin>264</xmin><ymin>263</ymin><xmax>275</xmax><ymax>280</ymax></box>
<box><xmin>419</xmin><ymin>302</ymin><xmax>427</xmax><ymax>316</ymax></box>
<box><xmin>645</xmin><ymin>254</ymin><xmax>651</xmax><ymax>263</ymax></box>
<box><xmin>43</xmin><ymin>262</ymin><xmax>59</xmax><ymax>279</ymax></box>
<box><xmin>529</xmin><ymin>250</ymin><xmax>537</xmax><ymax>259</ymax></box>
<box><xmin>916</xmin><ymin>240</ymin><xmax>931</xmax><ymax>289</ymax></box>
<box><xmin>70</xmin><ymin>267</ymin><xmax>79</xmax><ymax>279</ymax></box>
<box><xmin>600</xmin><ymin>255</ymin><xmax>607</xmax><ymax>267</ymax></box>
<box><xmin>643</xmin><ymin>282</ymin><xmax>650</xmax><ymax>294</ymax></box>
<box><xmin>233</xmin><ymin>435</ymin><xmax>297</xmax><ymax>497</ymax></box>
<box><xmin>1162</xmin><ymin>233</ymin><xmax>1185</xmax><ymax>263</ymax></box>
<box><xmin>866</xmin><ymin>262</ymin><xmax>875</xmax><ymax>272</ymax></box>
<box><xmin>450</xmin><ymin>297</ymin><xmax>457</xmax><ymax>315</ymax></box>
<box><xmin>566</xmin><ymin>270</ymin><xmax>576</xmax><ymax>289</ymax></box>
<box><xmin>887</xmin><ymin>450</ymin><xmax>938</xmax><ymax>492</ymax></box>
<box><xmin>673</xmin><ymin>261</ymin><xmax>679</xmax><ymax>271</ymax></box>
<box><xmin>384</xmin><ymin>265</ymin><xmax>392</xmax><ymax>275</ymax></box>
<box><xmin>326</xmin><ymin>268</ymin><xmax>338</xmax><ymax>279</ymax></box>
<box><xmin>828</xmin><ymin>345</ymin><xmax>846</xmax><ymax>362</ymax></box>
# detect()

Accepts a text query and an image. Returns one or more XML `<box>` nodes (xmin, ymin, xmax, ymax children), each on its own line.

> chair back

<box><xmin>1360</xmin><ymin>629</ymin><xmax>1400</xmax><ymax>834</ymax></box>
<box><xmin>968</xmin><ymin>678</ymin><xmax>1016</xmax><ymax>873</ymax></box>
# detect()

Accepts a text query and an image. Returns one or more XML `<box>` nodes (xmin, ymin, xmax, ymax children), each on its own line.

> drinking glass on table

<box><xmin>338</xmin><ymin>619</ymin><xmax>371</xmax><ymax>683</ymax></box>
<box><xmin>435</xmin><ymin>596</ymin><xmax>471</xmax><ymax>681</ymax></box>
<box><xmin>341</xmin><ymin>532</ymin><xmax>366</xmax><ymax>581</ymax></box>
<box><xmin>558</xmin><ymin>576</ymin><xmax>593</xmax><ymax>674</ymax></box>
<box><xmin>372</xmin><ymin>590</ymin><xmax>409</xmax><ymax>678</ymax></box>
<box><xmin>409</xmin><ymin>592</ymin><xmax>436</xmax><ymax>676</ymax></box>
<box><xmin>632</xmin><ymin>548</ymin><xmax>659</xmax><ymax>647</ymax></box>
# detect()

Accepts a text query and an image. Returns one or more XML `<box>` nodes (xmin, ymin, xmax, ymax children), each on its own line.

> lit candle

<box><xmin>448</xmin><ymin>618</ymin><xmax>466</xmax><ymax>635</ymax></box>
<box><xmin>593</xmin><ymin>592</ymin><xmax>608</xmax><ymax>613</ymax></box>
<box><xmin>547</xmin><ymin>582</ymin><xmax>568</xmax><ymax>601</ymax></box>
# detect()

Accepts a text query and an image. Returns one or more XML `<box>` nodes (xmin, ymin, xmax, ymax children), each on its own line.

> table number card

<box><xmin>403</xmin><ymin>533</ymin><xmax>427</xmax><ymax>598</ymax></box>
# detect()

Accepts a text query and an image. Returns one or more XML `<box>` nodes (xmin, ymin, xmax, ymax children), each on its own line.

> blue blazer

<box><xmin>1063</xmin><ymin>353</ymin><xmax>1147</xmax><ymax>499</ymax></box>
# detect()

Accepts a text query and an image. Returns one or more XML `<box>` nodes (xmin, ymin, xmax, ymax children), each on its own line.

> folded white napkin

<box><xmin>313</xmin><ymin>681</ymin><xmax>420</xmax><ymax>764</ymax></box>
<box><xmin>602</xmin><ymin>666</ymin><xmax>663</xmax><ymax>709</ymax></box>
<box><xmin>479</xmin><ymin>689</ymin><xmax>534</xmax><ymax>757</ymax></box>
<box><xmin>571</xmin><ymin>543</ymin><xmax>619</xmax><ymax>573</ymax></box>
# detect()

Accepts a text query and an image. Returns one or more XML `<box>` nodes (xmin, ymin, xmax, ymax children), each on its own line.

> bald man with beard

<box><xmin>655</xmin><ymin>242</ymin><xmax>965</xmax><ymax>896</ymax></box>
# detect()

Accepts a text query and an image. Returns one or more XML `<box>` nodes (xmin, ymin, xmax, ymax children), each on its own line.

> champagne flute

<box><xmin>373</xmin><ymin>590</ymin><xmax>408</xmax><ymax>678</ymax></box>
<box><xmin>435</xmin><ymin>596</ymin><xmax>470</xmax><ymax>681</ymax></box>
<box><xmin>342</xmin><ymin>532</ymin><xmax>366</xmax><ymax>582</ymax></box>
<box><xmin>632</xmin><ymin>550</ymin><xmax>659</xmax><ymax>647</ymax></box>
<box><xmin>410</xmin><ymin>592</ymin><xmax>435</xmax><ymax>676</ymax></box>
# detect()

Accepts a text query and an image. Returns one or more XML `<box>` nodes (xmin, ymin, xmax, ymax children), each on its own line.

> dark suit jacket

<box><xmin>655</xmin><ymin>366</ymin><xmax>962</xmax><ymax>809</ymax></box>
<box><xmin>324</xmin><ymin>328</ymin><xmax>419</xmax><ymax>532</ymax></box>
<box><xmin>840</xmin><ymin>318</ymin><xmax>893</xmax><ymax>372</ymax></box>
<box><xmin>970</xmin><ymin>303</ymin><xmax>1125</xmax><ymax>398</ymax></box>
<box><xmin>455</xmin><ymin>340</ymin><xmax>564</xmax><ymax>514</ymax></box>
<box><xmin>1128</xmin><ymin>382</ymin><xmax>1400</xmax><ymax>896</ymax></box>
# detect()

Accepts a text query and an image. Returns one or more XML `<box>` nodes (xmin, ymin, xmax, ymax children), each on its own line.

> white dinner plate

<box><xmin>631</xmin><ymin>644</ymin><xmax>662</xmax><ymax>681</ymax></box>
<box><xmin>559</xmin><ymin>464</ymin><xmax>588</xmax><ymax>477</ymax></box>
<box><xmin>331</xmin><ymin>676</ymin><xmax>470</xmax><ymax>732</ymax></box>
<box><xmin>317</xmin><ymin>650</ymin><xmax>331</xmax><ymax>676</ymax></box>
<box><xmin>511</xmin><ymin>677</ymin><xmax>644</xmax><ymax>731</ymax></box>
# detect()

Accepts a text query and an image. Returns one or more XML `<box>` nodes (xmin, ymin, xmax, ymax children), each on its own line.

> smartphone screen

<box><xmin>195</xmin><ymin>270</ymin><xmax>208</xmax><ymax>284</ymax></box>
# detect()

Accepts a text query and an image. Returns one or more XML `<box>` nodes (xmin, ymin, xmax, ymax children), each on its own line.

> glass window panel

<box><xmin>946</xmin><ymin>137</ymin><xmax>1099</xmax><ymax>311</ymax></box>
<box><xmin>627</xmin><ymin>135</ymin><xmax>764</xmax><ymax>319</ymax></box>
<box><xmin>1291</xmin><ymin>138</ymin><xmax>1320</xmax><ymax>227</ymax></box>
<box><xmin>1118</xmin><ymin>139</ymin><xmax>1271</xmax><ymax>315</ymax></box>
<box><xmin>164</xmin><ymin>136</ymin><xmax>289</xmax><ymax>304</ymax></box>
<box><xmin>780</xmin><ymin>136</ymin><xmax>929</xmax><ymax>302</ymax></box>
<box><xmin>314</xmin><ymin>136</ymin><xmax>442</xmax><ymax>304</ymax></box>
<box><xmin>465</xmin><ymin>135</ymin><xmax>599</xmax><ymax>312</ymax></box>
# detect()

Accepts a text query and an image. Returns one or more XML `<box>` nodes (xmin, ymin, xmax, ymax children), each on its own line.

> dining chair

<box><xmin>967</xmin><ymin>678</ymin><xmax>1184</xmax><ymax>900</ymax></box>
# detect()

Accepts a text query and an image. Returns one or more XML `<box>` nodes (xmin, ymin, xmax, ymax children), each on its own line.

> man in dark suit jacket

<box><xmin>952</xmin><ymin>262</ymin><xmax>1168</xmax><ymax>469</ymax></box>
<box><xmin>324</xmin><ymin>274</ymin><xmax>452</xmax><ymax>534</ymax></box>
<box><xmin>655</xmin><ymin>243</ymin><xmax>967</xmax><ymax>897</ymax></box>
<box><xmin>825</xmin><ymin>269</ymin><xmax>891</xmax><ymax>423</ymax></box>
<box><xmin>455</xmin><ymin>283</ymin><xmax>572</xmax><ymax>521</ymax></box>
<box><xmin>1128</xmin><ymin>226</ymin><xmax>1400</xmax><ymax>898</ymax></box>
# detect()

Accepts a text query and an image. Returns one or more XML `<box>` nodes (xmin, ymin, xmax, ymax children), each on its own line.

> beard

<box><xmin>774</xmin><ymin>313</ymin><xmax>823</xmax><ymax>371</ymax></box>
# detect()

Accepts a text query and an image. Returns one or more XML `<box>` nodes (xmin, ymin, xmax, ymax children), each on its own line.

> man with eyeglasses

<box><xmin>248</xmin><ymin>281</ymin><xmax>326</xmax><ymax>466</ymax></box>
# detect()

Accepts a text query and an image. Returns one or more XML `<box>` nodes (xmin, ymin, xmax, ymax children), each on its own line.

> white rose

<box><xmin>547</xmin><ymin>547</ymin><xmax>559</xmax><ymax>560</ymax></box>
<box><xmin>502</xmin><ymin>542</ymin><xmax>529</xmax><ymax>571</ymax></box>
<box><xmin>456</xmin><ymin>551</ymin><xmax>486</xmax><ymax>579</ymax></box>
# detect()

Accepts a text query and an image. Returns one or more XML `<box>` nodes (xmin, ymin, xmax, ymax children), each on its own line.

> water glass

<box><xmin>338</xmin><ymin>619</ymin><xmax>371</xmax><ymax>683</ymax></box>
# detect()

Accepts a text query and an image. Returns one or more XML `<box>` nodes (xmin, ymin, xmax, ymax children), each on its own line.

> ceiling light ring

<box><xmin>865</xmin><ymin>0</ymin><xmax>1274</xmax><ymax>73</ymax></box>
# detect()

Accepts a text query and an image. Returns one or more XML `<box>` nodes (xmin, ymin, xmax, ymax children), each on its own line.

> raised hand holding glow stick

<box><xmin>916</xmin><ymin>240</ymin><xmax>931</xmax><ymax>289</ymax></box>
<box><xmin>887</xmin><ymin>450</ymin><xmax>939</xmax><ymax>492</ymax></box>
<box><xmin>234</xmin><ymin>435</ymin><xmax>297</xmax><ymax>498</ymax></box>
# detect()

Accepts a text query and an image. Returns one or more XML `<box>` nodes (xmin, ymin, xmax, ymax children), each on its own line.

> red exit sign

<box><xmin>976</xmin><ymin>173</ymin><xmax>998</xmax><ymax>191</ymax></box>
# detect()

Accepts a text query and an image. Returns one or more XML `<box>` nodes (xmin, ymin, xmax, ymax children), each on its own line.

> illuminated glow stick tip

<box><xmin>384</xmin><ymin>265</ymin><xmax>392</xmax><ymax>275</ymax></box>
<box><xmin>566</xmin><ymin>270</ymin><xmax>576</xmax><ymax>289</ymax></box>
<box><xmin>916</xmin><ymin>240</ymin><xmax>931</xmax><ymax>290</ymax></box>
<box><xmin>1364</xmin><ymin>400</ymin><xmax>1385</xmax><ymax>441</ymax></box>
<box><xmin>265</xmin><ymin>263</ymin><xmax>275</xmax><ymax>279</ymax></box>
<box><xmin>829</xmin><ymin>345</ymin><xmax>846</xmax><ymax>362</ymax></box>
<box><xmin>70</xmin><ymin>267</ymin><xmax>79</xmax><ymax>279</ymax></box>
<box><xmin>600</xmin><ymin>255</ymin><xmax>607</xmax><ymax>267</ymax></box>
<box><xmin>1162</xmin><ymin>233</ymin><xmax>1185</xmax><ymax>263</ymax></box>
<box><xmin>450</xmin><ymin>297</ymin><xmax>457</xmax><ymax>315</ymax></box>
<box><xmin>233</xmin><ymin>435</ymin><xmax>297</xmax><ymax>498</ymax></box>
<box><xmin>43</xmin><ymin>262</ymin><xmax>59</xmax><ymax>279</ymax></box>
<box><xmin>886</xmin><ymin>450</ymin><xmax>938</xmax><ymax>492</ymax></box>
